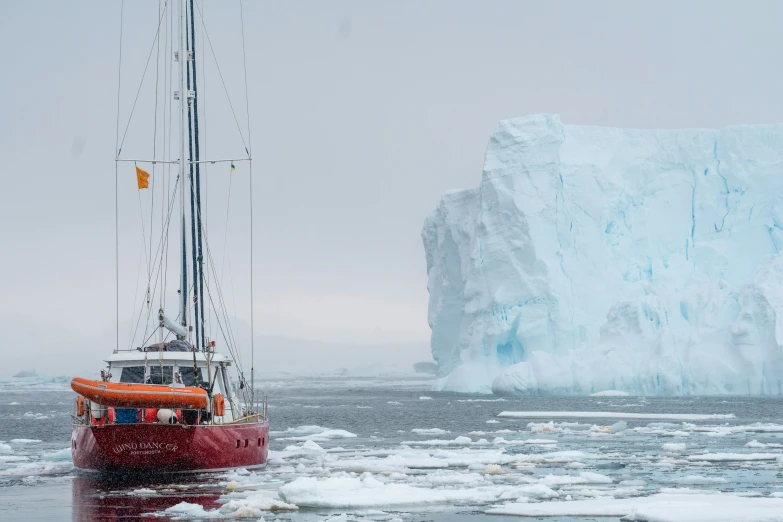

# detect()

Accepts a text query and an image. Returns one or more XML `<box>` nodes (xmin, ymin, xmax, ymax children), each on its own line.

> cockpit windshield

<box><xmin>148</xmin><ymin>365</ymin><xmax>174</xmax><ymax>385</ymax></box>
<box><xmin>119</xmin><ymin>366</ymin><xmax>145</xmax><ymax>384</ymax></box>
<box><xmin>179</xmin><ymin>366</ymin><xmax>204</xmax><ymax>387</ymax></box>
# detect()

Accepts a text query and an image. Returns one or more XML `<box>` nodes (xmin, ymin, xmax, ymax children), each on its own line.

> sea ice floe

<box><xmin>129</xmin><ymin>488</ymin><xmax>156</xmax><ymax>495</ymax></box>
<box><xmin>673</xmin><ymin>475</ymin><xmax>728</xmax><ymax>485</ymax></box>
<box><xmin>411</xmin><ymin>428</ymin><xmax>449</xmax><ymax>435</ymax></box>
<box><xmin>687</xmin><ymin>453</ymin><xmax>781</xmax><ymax>462</ymax></box>
<box><xmin>402</xmin><ymin>436</ymin><xmax>474</xmax><ymax>447</ymax></box>
<box><xmin>161</xmin><ymin>495</ymin><xmax>297</xmax><ymax>520</ymax></box>
<box><xmin>42</xmin><ymin>448</ymin><xmax>72</xmax><ymax>461</ymax></box>
<box><xmin>486</xmin><ymin>492</ymin><xmax>783</xmax><ymax>519</ymax></box>
<box><xmin>499</xmin><ymin>411</ymin><xmax>735</xmax><ymax>421</ymax></box>
<box><xmin>745</xmin><ymin>440</ymin><xmax>783</xmax><ymax>449</ymax></box>
<box><xmin>0</xmin><ymin>461</ymin><xmax>73</xmax><ymax>476</ymax></box>
<box><xmin>280</xmin><ymin>430</ymin><xmax>358</xmax><ymax>442</ymax></box>
<box><xmin>515</xmin><ymin>483</ymin><xmax>560</xmax><ymax>499</ymax></box>
<box><xmin>492</xmin><ymin>437</ymin><xmax>557</xmax><ymax>446</ymax></box>
<box><xmin>278</xmin><ymin>473</ymin><xmax>506</xmax><ymax>508</ymax></box>
<box><xmin>10</xmin><ymin>439</ymin><xmax>41</xmax><ymax>444</ymax></box>
<box><xmin>662</xmin><ymin>443</ymin><xmax>687</xmax><ymax>452</ymax></box>
<box><xmin>682</xmin><ymin>423</ymin><xmax>783</xmax><ymax>435</ymax></box>
<box><xmin>270</xmin><ymin>425</ymin><xmax>330</xmax><ymax>436</ymax></box>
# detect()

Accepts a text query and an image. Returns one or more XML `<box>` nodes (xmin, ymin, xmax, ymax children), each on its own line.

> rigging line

<box><xmin>192</xmin><ymin>0</ymin><xmax>249</xmax><ymax>154</ymax></box>
<box><xmin>196</xmin><ymin>196</ymin><xmax>242</xmax><ymax>361</ymax></box>
<box><xmin>201</xmin><ymin>226</ymin><xmax>244</xmax><ymax>371</ymax></box>
<box><xmin>187</xmin><ymin>149</ymin><xmax>243</xmax><ymax>368</ymax></box>
<box><xmin>143</xmin><ymin>173</ymin><xmax>182</xmax><ymax>316</ymax></box>
<box><xmin>117</xmin><ymin>3</ymin><xmax>169</xmax><ymax>155</ymax></box>
<box><xmin>134</xmin><ymin>172</ymin><xmax>178</xmax><ymax>349</ymax></box>
<box><xmin>132</xmin><ymin>171</ymin><xmax>181</xmax><ymax>348</ymax></box>
<box><xmin>222</xmin><ymin>250</ymin><xmax>243</xmax><ymax>368</ymax></box>
<box><xmin>136</xmin><ymin>174</ymin><xmax>152</xmax><ymax>287</ymax></box>
<box><xmin>202</xmin><ymin>233</ymin><xmax>241</xmax><ymax>366</ymax></box>
<box><xmin>219</xmin><ymin>163</ymin><xmax>233</xmax><ymax>286</ymax></box>
<box><xmin>114</xmin><ymin>0</ymin><xmax>124</xmax><ymax>353</ymax></box>
<box><xmin>239</xmin><ymin>0</ymin><xmax>255</xmax><ymax>409</ymax></box>
<box><xmin>240</xmin><ymin>0</ymin><xmax>252</xmax><ymax>155</ymax></box>
<box><xmin>128</xmin><ymin>244</ymin><xmax>146</xmax><ymax>351</ymax></box>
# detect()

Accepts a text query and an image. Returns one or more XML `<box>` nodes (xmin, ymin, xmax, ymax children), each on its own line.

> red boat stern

<box><xmin>72</xmin><ymin>421</ymin><xmax>269</xmax><ymax>472</ymax></box>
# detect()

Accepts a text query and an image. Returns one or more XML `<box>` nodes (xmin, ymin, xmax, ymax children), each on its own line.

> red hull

<box><xmin>72</xmin><ymin>421</ymin><xmax>269</xmax><ymax>472</ymax></box>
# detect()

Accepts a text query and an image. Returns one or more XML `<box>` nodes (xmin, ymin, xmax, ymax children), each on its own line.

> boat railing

<box><xmin>72</xmin><ymin>396</ymin><xmax>268</xmax><ymax>427</ymax></box>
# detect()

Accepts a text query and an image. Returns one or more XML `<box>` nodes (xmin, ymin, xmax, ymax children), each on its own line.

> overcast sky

<box><xmin>2</xmin><ymin>0</ymin><xmax>783</xmax><ymax>374</ymax></box>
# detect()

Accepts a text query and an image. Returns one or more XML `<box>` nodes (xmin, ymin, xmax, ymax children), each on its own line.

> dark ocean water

<box><xmin>1</xmin><ymin>377</ymin><xmax>782</xmax><ymax>521</ymax></box>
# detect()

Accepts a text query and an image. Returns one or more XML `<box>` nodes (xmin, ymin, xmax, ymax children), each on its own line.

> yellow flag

<box><xmin>136</xmin><ymin>166</ymin><xmax>150</xmax><ymax>189</ymax></box>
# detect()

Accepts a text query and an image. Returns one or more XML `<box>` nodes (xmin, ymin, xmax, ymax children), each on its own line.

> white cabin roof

<box><xmin>105</xmin><ymin>352</ymin><xmax>233</xmax><ymax>365</ymax></box>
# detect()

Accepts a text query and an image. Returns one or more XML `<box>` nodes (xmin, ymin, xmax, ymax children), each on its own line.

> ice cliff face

<box><xmin>423</xmin><ymin>114</ymin><xmax>783</xmax><ymax>395</ymax></box>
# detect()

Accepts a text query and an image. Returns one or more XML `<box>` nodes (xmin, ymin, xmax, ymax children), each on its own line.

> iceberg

<box><xmin>422</xmin><ymin>114</ymin><xmax>783</xmax><ymax>395</ymax></box>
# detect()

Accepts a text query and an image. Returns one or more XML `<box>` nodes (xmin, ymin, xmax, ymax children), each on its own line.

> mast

<box><xmin>188</xmin><ymin>0</ymin><xmax>206</xmax><ymax>351</ymax></box>
<box><xmin>190</xmin><ymin>0</ymin><xmax>206</xmax><ymax>353</ymax></box>
<box><xmin>178</xmin><ymin>0</ymin><xmax>189</xmax><ymax>337</ymax></box>
<box><xmin>186</xmin><ymin>4</ymin><xmax>199</xmax><ymax>350</ymax></box>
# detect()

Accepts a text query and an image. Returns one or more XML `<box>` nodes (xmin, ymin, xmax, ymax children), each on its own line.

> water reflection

<box><xmin>71</xmin><ymin>472</ymin><xmax>222</xmax><ymax>521</ymax></box>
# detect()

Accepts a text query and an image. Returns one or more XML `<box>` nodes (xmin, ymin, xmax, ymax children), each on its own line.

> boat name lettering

<box><xmin>112</xmin><ymin>442</ymin><xmax>178</xmax><ymax>454</ymax></box>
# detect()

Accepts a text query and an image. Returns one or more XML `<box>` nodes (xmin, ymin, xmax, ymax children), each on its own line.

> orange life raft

<box><xmin>71</xmin><ymin>378</ymin><xmax>208</xmax><ymax>409</ymax></box>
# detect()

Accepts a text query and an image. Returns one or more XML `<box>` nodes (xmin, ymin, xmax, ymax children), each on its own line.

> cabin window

<box><xmin>178</xmin><ymin>367</ymin><xmax>204</xmax><ymax>387</ymax></box>
<box><xmin>148</xmin><ymin>365</ymin><xmax>174</xmax><ymax>385</ymax></box>
<box><xmin>119</xmin><ymin>366</ymin><xmax>146</xmax><ymax>384</ymax></box>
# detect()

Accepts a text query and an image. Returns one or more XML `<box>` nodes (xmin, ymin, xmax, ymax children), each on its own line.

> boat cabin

<box><xmin>102</xmin><ymin>349</ymin><xmax>241</xmax><ymax>423</ymax></box>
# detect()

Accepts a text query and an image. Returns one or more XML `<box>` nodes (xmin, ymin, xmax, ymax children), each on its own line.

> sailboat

<box><xmin>70</xmin><ymin>0</ymin><xmax>269</xmax><ymax>472</ymax></box>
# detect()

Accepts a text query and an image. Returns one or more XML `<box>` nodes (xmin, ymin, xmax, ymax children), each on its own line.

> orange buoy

<box><xmin>75</xmin><ymin>395</ymin><xmax>85</xmax><ymax>417</ymax></box>
<box><xmin>143</xmin><ymin>408</ymin><xmax>158</xmax><ymax>423</ymax></box>
<box><xmin>213</xmin><ymin>394</ymin><xmax>225</xmax><ymax>416</ymax></box>
<box><xmin>71</xmin><ymin>378</ymin><xmax>208</xmax><ymax>409</ymax></box>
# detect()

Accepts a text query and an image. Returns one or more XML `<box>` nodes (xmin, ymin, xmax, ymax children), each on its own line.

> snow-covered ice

<box><xmin>487</xmin><ymin>492</ymin><xmax>783</xmax><ymax>520</ymax></box>
<box><xmin>423</xmin><ymin>114</ymin><xmax>783</xmax><ymax>395</ymax></box>
<box><xmin>498</xmin><ymin>411</ymin><xmax>735</xmax><ymax>421</ymax></box>
<box><xmin>590</xmin><ymin>390</ymin><xmax>630</xmax><ymax>397</ymax></box>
